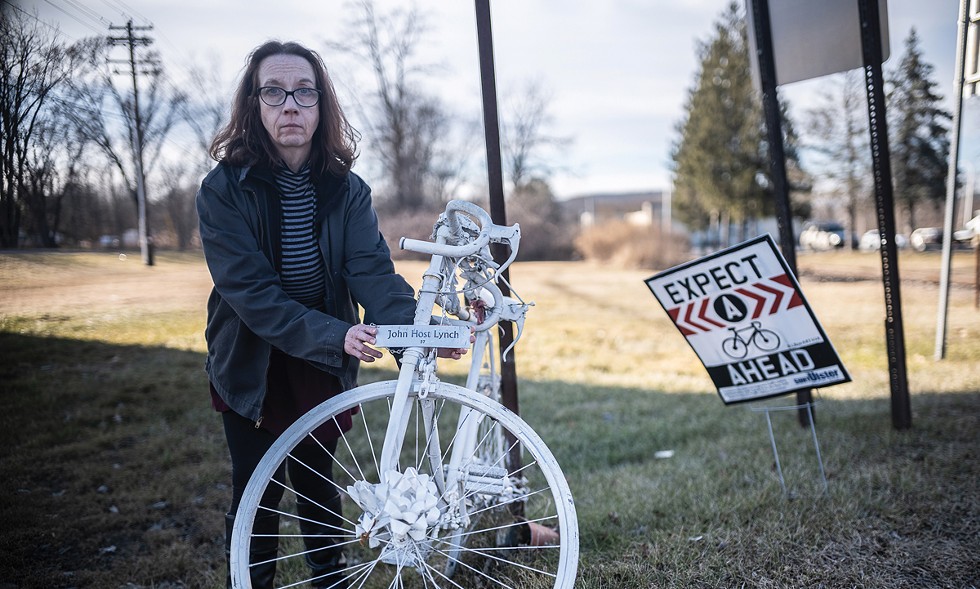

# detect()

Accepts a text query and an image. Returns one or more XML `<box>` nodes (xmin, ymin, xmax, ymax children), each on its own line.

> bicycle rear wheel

<box><xmin>230</xmin><ymin>380</ymin><xmax>578</xmax><ymax>588</ymax></box>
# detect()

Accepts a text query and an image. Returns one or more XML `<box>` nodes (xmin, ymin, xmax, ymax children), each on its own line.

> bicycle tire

<box><xmin>230</xmin><ymin>380</ymin><xmax>578</xmax><ymax>589</ymax></box>
<box><xmin>753</xmin><ymin>329</ymin><xmax>781</xmax><ymax>352</ymax></box>
<box><xmin>721</xmin><ymin>336</ymin><xmax>748</xmax><ymax>359</ymax></box>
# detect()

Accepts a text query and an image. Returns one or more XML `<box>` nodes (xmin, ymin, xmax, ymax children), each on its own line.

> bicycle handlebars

<box><xmin>399</xmin><ymin>200</ymin><xmax>521</xmax><ymax>273</ymax></box>
<box><xmin>398</xmin><ymin>200</ymin><xmax>530</xmax><ymax>354</ymax></box>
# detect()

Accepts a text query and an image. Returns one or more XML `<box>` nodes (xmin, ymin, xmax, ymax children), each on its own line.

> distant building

<box><xmin>560</xmin><ymin>190</ymin><xmax>667</xmax><ymax>227</ymax></box>
<box><xmin>559</xmin><ymin>190</ymin><xmax>787</xmax><ymax>250</ymax></box>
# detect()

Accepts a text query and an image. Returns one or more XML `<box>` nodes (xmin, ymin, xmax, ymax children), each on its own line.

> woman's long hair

<box><xmin>209</xmin><ymin>40</ymin><xmax>358</xmax><ymax>176</ymax></box>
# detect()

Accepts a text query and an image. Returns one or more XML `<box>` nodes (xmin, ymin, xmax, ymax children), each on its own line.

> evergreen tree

<box><xmin>887</xmin><ymin>28</ymin><xmax>951</xmax><ymax>230</ymax></box>
<box><xmin>670</xmin><ymin>2</ymin><xmax>806</xmax><ymax>244</ymax></box>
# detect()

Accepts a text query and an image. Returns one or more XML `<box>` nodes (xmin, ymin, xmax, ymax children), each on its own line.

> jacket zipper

<box><xmin>320</xmin><ymin>219</ymin><xmax>335</xmax><ymax>312</ymax></box>
<box><xmin>245</xmin><ymin>184</ymin><xmax>267</xmax><ymax>429</ymax></box>
<box><xmin>314</xmin><ymin>179</ymin><xmax>336</xmax><ymax>312</ymax></box>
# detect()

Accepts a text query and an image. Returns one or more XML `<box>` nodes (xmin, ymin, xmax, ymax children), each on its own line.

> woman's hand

<box><xmin>436</xmin><ymin>347</ymin><xmax>468</xmax><ymax>360</ymax></box>
<box><xmin>436</xmin><ymin>327</ymin><xmax>475</xmax><ymax>360</ymax></box>
<box><xmin>345</xmin><ymin>324</ymin><xmax>383</xmax><ymax>363</ymax></box>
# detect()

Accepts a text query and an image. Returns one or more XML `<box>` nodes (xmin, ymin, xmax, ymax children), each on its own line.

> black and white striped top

<box><xmin>275</xmin><ymin>164</ymin><xmax>325</xmax><ymax>309</ymax></box>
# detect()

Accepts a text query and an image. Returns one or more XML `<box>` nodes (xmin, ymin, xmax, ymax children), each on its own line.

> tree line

<box><xmin>672</xmin><ymin>2</ymin><xmax>951</xmax><ymax>249</ymax></box>
<box><xmin>1</xmin><ymin>0</ymin><xmax>574</xmax><ymax>257</ymax></box>
<box><xmin>2</xmin><ymin>1</ymin><xmax>952</xmax><ymax>261</ymax></box>
<box><xmin>1</xmin><ymin>5</ymin><xmax>203</xmax><ymax>250</ymax></box>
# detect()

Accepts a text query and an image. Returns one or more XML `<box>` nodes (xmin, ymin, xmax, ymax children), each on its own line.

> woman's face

<box><xmin>257</xmin><ymin>54</ymin><xmax>320</xmax><ymax>166</ymax></box>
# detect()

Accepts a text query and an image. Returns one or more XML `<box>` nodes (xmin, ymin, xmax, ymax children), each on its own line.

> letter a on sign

<box><xmin>716</xmin><ymin>295</ymin><xmax>747</xmax><ymax>323</ymax></box>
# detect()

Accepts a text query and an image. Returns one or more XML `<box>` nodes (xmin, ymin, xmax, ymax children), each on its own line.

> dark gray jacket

<box><xmin>196</xmin><ymin>162</ymin><xmax>416</xmax><ymax>422</ymax></box>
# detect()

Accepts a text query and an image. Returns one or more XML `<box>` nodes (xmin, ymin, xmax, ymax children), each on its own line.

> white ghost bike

<box><xmin>230</xmin><ymin>200</ymin><xmax>578</xmax><ymax>588</ymax></box>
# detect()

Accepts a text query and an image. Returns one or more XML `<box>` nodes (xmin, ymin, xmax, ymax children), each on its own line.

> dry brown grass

<box><xmin>1</xmin><ymin>248</ymin><xmax>977</xmax><ymax>588</ymax></box>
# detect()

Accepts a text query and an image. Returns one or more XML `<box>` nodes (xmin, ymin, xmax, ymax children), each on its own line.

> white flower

<box><xmin>347</xmin><ymin>467</ymin><xmax>444</xmax><ymax>548</ymax></box>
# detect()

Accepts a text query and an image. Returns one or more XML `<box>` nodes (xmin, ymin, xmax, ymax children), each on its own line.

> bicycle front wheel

<box><xmin>230</xmin><ymin>380</ymin><xmax>578</xmax><ymax>589</ymax></box>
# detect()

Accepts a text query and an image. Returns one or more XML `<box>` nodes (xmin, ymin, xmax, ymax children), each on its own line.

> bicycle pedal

<box><xmin>463</xmin><ymin>464</ymin><xmax>508</xmax><ymax>495</ymax></box>
<box><xmin>476</xmin><ymin>374</ymin><xmax>499</xmax><ymax>396</ymax></box>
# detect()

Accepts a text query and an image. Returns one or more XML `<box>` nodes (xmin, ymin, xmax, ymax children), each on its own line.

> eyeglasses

<box><xmin>256</xmin><ymin>86</ymin><xmax>321</xmax><ymax>108</ymax></box>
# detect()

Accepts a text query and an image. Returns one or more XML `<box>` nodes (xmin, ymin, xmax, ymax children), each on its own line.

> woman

<box><xmin>197</xmin><ymin>40</ymin><xmax>465</xmax><ymax>588</ymax></box>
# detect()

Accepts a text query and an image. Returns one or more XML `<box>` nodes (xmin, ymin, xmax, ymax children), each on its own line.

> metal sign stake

<box><xmin>857</xmin><ymin>0</ymin><xmax>912</xmax><ymax>430</ymax></box>
<box><xmin>474</xmin><ymin>0</ymin><xmax>523</xmax><ymax>496</ymax></box>
<box><xmin>752</xmin><ymin>401</ymin><xmax>829</xmax><ymax>498</ymax></box>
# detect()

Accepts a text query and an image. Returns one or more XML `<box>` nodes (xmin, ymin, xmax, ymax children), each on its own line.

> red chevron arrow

<box><xmin>696</xmin><ymin>297</ymin><xmax>726</xmax><ymax>328</ymax></box>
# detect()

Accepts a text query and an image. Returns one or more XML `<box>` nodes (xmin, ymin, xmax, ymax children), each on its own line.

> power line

<box><xmin>100</xmin><ymin>0</ymin><xmax>150</xmax><ymax>27</ymax></box>
<box><xmin>149</xmin><ymin>28</ymin><xmax>199</xmax><ymax>83</ymax></box>
<box><xmin>94</xmin><ymin>15</ymin><xmax>202</xmax><ymax>167</ymax></box>
<box><xmin>62</xmin><ymin>0</ymin><xmax>112</xmax><ymax>28</ymax></box>
<box><xmin>13</xmin><ymin>3</ymin><xmax>210</xmax><ymax>168</ymax></box>
<box><xmin>2</xmin><ymin>0</ymin><xmax>75</xmax><ymax>37</ymax></box>
<box><xmin>41</xmin><ymin>0</ymin><xmax>105</xmax><ymax>35</ymax></box>
<box><xmin>96</xmin><ymin>0</ymin><xmax>128</xmax><ymax>23</ymax></box>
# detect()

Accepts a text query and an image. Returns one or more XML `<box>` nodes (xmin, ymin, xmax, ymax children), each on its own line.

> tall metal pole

<box><xmin>109</xmin><ymin>20</ymin><xmax>154</xmax><ymax>266</ymax></box>
<box><xmin>474</xmin><ymin>0</ymin><xmax>522</xmax><ymax>480</ymax></box>
<box><xmin>857</xmin><ymin>0</ymin><xmax>912</xmax><ymax>430</ymax></box>
<box><xmin>747</xmin><ymin>0</ymin><xmax>813</xmax><ymax>427</ymax></box>
<box><xmin>935</xmin><ymin>0</ymin><xmax>973</xmax><ymax>360</ymax></box>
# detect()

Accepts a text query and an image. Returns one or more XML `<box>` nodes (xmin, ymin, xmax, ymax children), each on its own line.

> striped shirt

<box><xmin>275</xmin><ymin>164</ymin><xmax>325</xmax><ymax>309</ymax></box>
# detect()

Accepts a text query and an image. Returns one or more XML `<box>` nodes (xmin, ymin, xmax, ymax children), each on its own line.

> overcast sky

<box><xmin>19</xmin><ymin>0</ymin><xmax>976</xmax><ymax>199</ymax></box>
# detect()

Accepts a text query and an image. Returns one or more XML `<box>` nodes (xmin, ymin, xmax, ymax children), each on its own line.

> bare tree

<box><xmin>18</xmin><ymin>117</ymin><xmax>60</xmax><ymax>246</ymax></box>
<box><xmin>805</xmin><ymin>70</ymin><xmax>870</xmax><ymax>248</ymax></box>
<box><xmin>59</xmin><ymin>169</ymin><xmax>111</xmax><ymax>246</ymax></box>
<box><xmin>500</xmin><ymin>81</ymin><xmax>571</xmax><ymax>195</ymax></box>
<box><xmin>63</xmin><ymin>41</ymin><xmax>187</xmax><ymax>235</ymax></box>
<box><xmin>19</xmin><ymin>108</ymin><xmax>80</xmax><ymax>246</ymax></box>
<box><xmin>143</xmin><ymin>57</ymin><xmax>232</xmax><ymax>250</ymax></box>
<box><xmin>506</xmin><ymin>178</ymin><xmax>576</xmax><ymax>260</ymax></box>
<box><xmin>157</xmin><ymin>160</ymin><xmax>198</xmax><ymax>250</ymax></box>
<box><xmin>328</xmin><ymin>0</ymin><xmax>466</xmax><ymax>212</ymax></box>
<box><xmin>182</xmin><ymin>56</ymin><xmax>229</xmax><ymax>174</ymax></box>
<box><xmin>0</xmin><ymin>7</ymin><xmax>89</xmax><ymax>247</ymax></box>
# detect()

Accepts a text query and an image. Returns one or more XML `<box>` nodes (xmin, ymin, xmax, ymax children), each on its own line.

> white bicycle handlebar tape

<box><xmin>399</xmin><ymin>200</ymin><xmax>519</xmax><ymax>262</ymax></box>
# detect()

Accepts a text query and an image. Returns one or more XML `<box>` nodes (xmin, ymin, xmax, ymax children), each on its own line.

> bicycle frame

<box><xmin>379</xmin><ymin>201</ymin><xmax>522</xmax><ymax>491</ymax></box>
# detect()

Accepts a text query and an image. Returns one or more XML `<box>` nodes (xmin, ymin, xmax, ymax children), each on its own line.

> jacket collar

<box><xmin>237</xmin><ymin>162</ymin><xmax>349</xmax><ymax>214</ymax></box>
<box><xmin>239</xmin><ymin>164</ymin><xmax>276</xmax><ymax>187</ymax></box>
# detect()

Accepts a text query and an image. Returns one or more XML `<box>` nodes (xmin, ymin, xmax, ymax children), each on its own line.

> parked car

<box><xmin>909</xmin><ymin>227</ymin><xmax>942</xmax><ymax>252</ymax></box>
<box><xmin>98</xmin><ymin>234</ymin><xmax>120</xmax><ymax>248</ymax></box>
<box><xmin>799</xmin><ymin>221</ymin><xmax>845</xmax><ymax>251</ymax></box>
<box><xmin>952</xmin><ymin>213</ymin><xmax>980</xmax><ymax>244</ymax></box>
<box><xmin>858</xmin><ymin>230</ymin><xmax>908</xmax><ymax>251</ymax></box>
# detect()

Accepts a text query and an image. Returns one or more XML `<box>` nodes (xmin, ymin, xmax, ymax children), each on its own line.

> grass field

<box><xmin>0</xmin><ymin>248</ymin><xmax>977</xmax><ymax>588</ymax></box>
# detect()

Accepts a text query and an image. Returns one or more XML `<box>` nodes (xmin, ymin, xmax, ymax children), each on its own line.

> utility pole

<box><xmin>935</xmin><ymin>0</ymin><xmax>979</xmax><ymax>360</ymax></box>
<box><xmin>109</xmin><ymin>19</ymin><xmax>155</xmax><ymax>266</ymax></box>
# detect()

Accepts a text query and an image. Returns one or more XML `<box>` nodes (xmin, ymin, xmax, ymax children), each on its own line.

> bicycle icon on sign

<box><xmin>721</xmin><ymin>321</ymin><xmax>781</xmax><ymax>359</ymax></box>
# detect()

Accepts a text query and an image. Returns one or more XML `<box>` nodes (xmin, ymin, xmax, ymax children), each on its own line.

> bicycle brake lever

<box><xmin>486</xmin><ymin>223</ymin><xmax>520</xmax><ymax>245</ymax></box>
<box><xmin>487</xmin><ymin>224</ymin><xmax>520</xmax><ymax>272</ymax></box>
<box><xmin>500</xmin><ymin>301</ymin><xmax>533</xmax><ymax>361</ymax></box>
